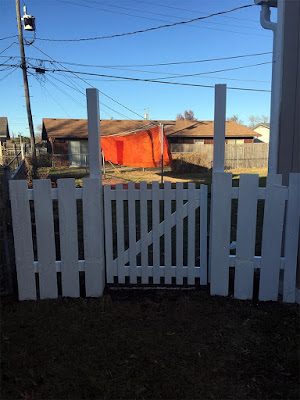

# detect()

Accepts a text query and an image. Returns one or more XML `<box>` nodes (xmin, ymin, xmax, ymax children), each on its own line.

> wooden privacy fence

<box><xmin>9</xmin><ymin>179</ymin><xmax>208</xmax><ymax>300</ymax></box>
<box><xmin>171</xmin><ymin>143</ymin><xmax>269</xmax><ymax>169</ymax></box>
<box><xmin>104</xmin><ymin>181</ymin><xmax>208</xmax><ymax>286</ymax></box>
<box><xmin>210</xmin><ymin>172</ymin><xmax>300</xmax><ymax>303</ymax></box>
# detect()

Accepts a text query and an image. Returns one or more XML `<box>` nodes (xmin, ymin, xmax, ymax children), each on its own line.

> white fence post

<box><xmin>83</xmin><ymin>88</ymin><xmax>105</xmax><ymax>296</ymax></box>
<box><xmin>213</xmin><ymin>84</ymin><xmax>226</xmax><ymax>173</ymax></box>
<box><xmin>209</xmin><ymin>84</ymin><xmax>227</xmax><ymax>282</ymax></box>
<box><xmin>86</xmin><ymin>88</ymin><xmax>102</xmax><ymax>178</ymax></box>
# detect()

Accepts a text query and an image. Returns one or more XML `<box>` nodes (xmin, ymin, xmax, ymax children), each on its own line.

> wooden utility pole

<box><xmin>15</xmin><ymin>0</ymin><xmax>36</xmax><ymax>159</ymax></box>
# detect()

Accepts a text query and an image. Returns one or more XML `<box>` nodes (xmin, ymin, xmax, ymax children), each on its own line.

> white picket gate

<box><xmin>9</xmin><ymin>178</ymin><xmax>208</xmax><ymax>300</ymax></box>
<box><xmin>104</xmin><ymin>181</ymin><xmax>208</xmax><ymax>285</ymax></box>
<box><xmin>210</xmin><ymin>172</ymin><xmax>300</xmax><ymax>303</ymax></box>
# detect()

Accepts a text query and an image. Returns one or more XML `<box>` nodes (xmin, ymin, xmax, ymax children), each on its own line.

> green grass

<box><xmin>1</xmin><ymin>290</ymin><xmax>299</xmax><ymax>400</ymax></box>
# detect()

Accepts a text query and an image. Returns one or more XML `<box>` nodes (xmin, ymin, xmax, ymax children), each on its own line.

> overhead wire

<box><xmin>24</xmin><ymin>64</ymin><xmax>272</xmax><ymax>93</ymax></box>
<box><xmin>131</xmin><ymin>0</ymin><xmax>260</xmax><ymax>23</ymax></box>
<box><xmin>1</xmin><ymin>51</ymin><xmax>272</xmax><ymax>68</ymax></box>
<box><xmin>0</xmin><ymin>35</ymin><xmax>18</xmax><ymax>42</ymax></box>
<box><xmin>0</xmin><ymin>66</ymin><xmax>19</xmax><ymax>82</ymax></box>
<box><xmin>36</xmin><ymin>4</ymin><xmax>256</xmax><ymax>42</ymax></box>
<box><xmin>31</xmin><ymin>44</ymin><xmax>146</xmax><ymax>119</ymax></box>
<box><xmin>54</xmin><ymin>0</ymin><xmax>267</xmax><ymax>37</ymax></box>
<box><xmin>0</xmin><ymin>42</ymin><xmax>16</xmax><ymax>55</ymax></box>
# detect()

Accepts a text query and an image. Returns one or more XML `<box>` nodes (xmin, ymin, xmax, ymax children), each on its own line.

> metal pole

<box><xmin>15</xmin><ymin>0</ymin><xmax>36</xmax><ymax>159</ymax></box>
<box><xmin>160</xmin><ymin>123</ymin><xmax>164</xmax><ymax>184</ymax></box>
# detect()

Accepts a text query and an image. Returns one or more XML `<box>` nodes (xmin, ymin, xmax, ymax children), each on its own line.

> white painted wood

<box><xmin>115</xmin><ymin>183</ymin><xmax>125</xmax><ymax>283</ymax></box>
<box><xmin>229</xmin><ymin>255</ymin><xmax>285</xmax><ymax>270</ymax></box>
<box><xmin>152</xmin><ymin>181</ymin><xmax>160</xmax><ymax>284</ymax></box>
<box><xmin>234</xmin><ymin>174</ymin><xmax>259</xmax><ymax>300</ymax></box>
<box><xmin>210</xmin><ymin>172</ymin><xmax>232</xmax><ymax>296</ymax></box>
<box><xmin>57</xmin><ymin>179</ymin><xmax>79</xmax><ymax>297</ymax></box>
<box><xmin>86</xmin><ymin>88</ymin><xmax>102</xmax><ymax>179</ymax></box>
<box><xmin>82</xmin><ymin>178</ymin><xmax>105</xmax><ymax>296</ymax></box>
<box><xmin>9</xmin><ymin>180</ymin><xmax>36</xmax><ymax>300</ymax></box>
<box><xmin>140</xmin><ymin>181</ymin><xmax>149</xmax><ymax>283</ymax></box>
<box><xmin>104</xmin><ymin>185</ymin><xmax>115</xmax><ymax>283</ymax></box>
<box><xmin>176</xmin><ymin>182</ymin><xmax>184</xmax><ymax>284</ymax></box>
<box><xmin>200</xmin><ymin>184</ymin><xmax>208</xmax><ymax>285</ymax></box>
<box><xmin>33</xmin><ymin>179</ymin><xmax>58</xmax><ymax>299</ymax></box>
<box><xmin>128</xmin><ymin>182</ymin><xmax>137</xmax><ymax>284</ymax></box>
<box><xmin>213</xmin><ymin>84</ymin><xmax>226</xmax><ymax>173</ymax></box>
<box><xmin>164</xmin><ymin>181</ymin><xmax>172</xmax><ymax>284</ymax></box>
<box><xmin>187</xmin><ymin>183</ymin><xmax>196</xmax><ymax>285</ymax></box>
<box><xmin>259</xmin><ymin>175</ymin><xmax>286</xmax><ymax>301</ymax></box>
<box><xmin>283</xmin><ymin>173</ymin><xmax>300</xmax><ymax>302</ymax></box>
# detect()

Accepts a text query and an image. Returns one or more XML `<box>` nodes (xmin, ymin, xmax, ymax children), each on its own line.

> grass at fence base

<box><xmin>1</xmin><ymin>290</ymin><xmax>299</xmax><ymax>400</ymax></box>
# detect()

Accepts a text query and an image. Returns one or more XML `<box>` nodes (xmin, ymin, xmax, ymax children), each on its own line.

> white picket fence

<box><xmin>9</xmin><ymin>179</ymin><xmax>208</xmax><ymax>300</ymax></box>
<box><xmin>210</xmin><ymin>172</ymin><xmax>300</xmax><ymax>303</ymax></box>
<box><xmin>104</xmin><ymin>181</ymin><xmax>208</xmax><ymax>285</ymax></box>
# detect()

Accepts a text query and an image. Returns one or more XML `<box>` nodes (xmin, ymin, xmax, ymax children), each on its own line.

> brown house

<box><xmin>42</xmin><ymin>118</ymin><xmax>259</xmax><ymax>166</ymax></box>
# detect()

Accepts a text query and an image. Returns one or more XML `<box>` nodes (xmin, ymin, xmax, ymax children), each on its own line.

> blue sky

<box><xmin>0</xmin><ymin>0</ymin><xmax>276</xmax><ymax>137</ymax></box>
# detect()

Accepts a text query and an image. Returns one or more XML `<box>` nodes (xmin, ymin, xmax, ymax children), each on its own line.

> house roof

<box><xmin>253</xmin><ymin>123</ymin><xmax>270</xmax><ymax>130</ymax></box>
<box><xmin>42</xmin><ymin>118</ymin><xmax>260</xmax><ymax>140</ymax></box>
<box><xmin>0</xmin><ymin>117</ymin><xmax>10</xmax><ymax>140</ymax></box>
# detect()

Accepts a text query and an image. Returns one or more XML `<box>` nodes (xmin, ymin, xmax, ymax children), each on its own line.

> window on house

<box><xmin>69</xmin><ymin>140</ymin><xmax>89</xmax><ymax>167</ymax></box>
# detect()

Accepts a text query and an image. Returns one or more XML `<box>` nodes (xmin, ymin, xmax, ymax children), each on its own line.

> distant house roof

<box><xmin>42</xmin><ymin>118</ymin><xmax>260</xmax><ymax>140</ymax></box>
<box><xmin>253</xmin><ymin>122</ymin><xmax>270</xmax><ymax>130</ymax></box>
<box><xmin>0</xmin><ymin>117</ymin><xmax>10</xmax><ymax>140</ymax></box>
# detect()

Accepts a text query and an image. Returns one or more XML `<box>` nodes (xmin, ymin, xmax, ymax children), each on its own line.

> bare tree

<box><xmin>248</xmin><ymin>114</ymin><xmax>269</xmax><ymax>129</ymax></box>
<box><xmin>176</xmin><ymin>113</ymin><xmax>184</xmax><ymax>121</ymax></box>
<box><xmin>227</xmin><ymin>115</ymin><xmax>243</xmax><ymax>125</ymax></box>
<box><xmin>176</xmin><ymin>110</ymin><xmax>197</xmax><ymax>121</ymax></box>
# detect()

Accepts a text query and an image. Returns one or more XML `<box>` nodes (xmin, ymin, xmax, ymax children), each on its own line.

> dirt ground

<box><xmin>1</xmin><ymin>289</ymin><xmax>299</xmax><ymax>400</ymax></box>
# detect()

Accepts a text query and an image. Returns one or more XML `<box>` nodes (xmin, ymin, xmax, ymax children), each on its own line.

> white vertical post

<box><xmin>213</xmin><ymin>84</ymin><xmax>226</xmax><ymax>173</ymax></box>
<box><xmin>86</xmin><ymin>88</ymin><xmax>102</xmax><ymax>178</ymax></box>
<box><xmin>84</xmin><ymin>88</ymin><xmax>105</xmax><ymax>296</ymax></box>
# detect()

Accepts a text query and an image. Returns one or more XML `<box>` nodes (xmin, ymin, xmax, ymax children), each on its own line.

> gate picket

<box><xmin>176</xmin><ymin>182</ymin><xmax>184</xmax><ymax>284</ymax></box>
<box><xmin>58</xmin><ymin>179</ymin><xmax>79</xmax><ymax>297</ymax></box>
<box><xmin>164</xmin><ymin>181</ymin><xmax>172</xmax><ymax>284</ymax></box>
<box><xmin>140</xmin><ymin>181</ymin><xmax>148</xmax><ymax>283</ymax></box>
<box><xmin>128</xmin><ymin>182</ymin><xmax>137</xmax><ymax>284</ymax></box>
<box><xmin>152</xmin><ymin>181</ymin><xmax>160</xmax><ymax>284</ymax></box>
<box><xmin>33</xmin><ymin>179</ymin><xmax>58</xmax><ymax>299</ymax></box>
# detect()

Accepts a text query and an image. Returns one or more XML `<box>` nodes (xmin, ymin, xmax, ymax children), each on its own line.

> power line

<box><xmin>155</xmin><ymin>61</ymin><xmax>273</xmax><ymax>81</ymax></box>
<box><xmin>31</xmin><ymin>44</ymin><xmax>146</xmax><ymax>119</ymax></box>
<box><xmin>0</xmin><ymin>66</ymin><xmax>18</xmax><ymax>82</ymax></box>
<box><xmin>0</xmin><ymin>35</ymin><xmax>18</xmax><ymax>41</ymax></box>
<box><xmin>36</xmin><ymin>4</ymin><xmax>255</xmax><ymax>42</ymax></box>
<box><xmin>55</xmin><ymin>0</ymin><xmax>267</xmax><ymax>37</ymax></box>
<box><xmin>132</xmin><ymin>0</ymin><xmax>260</xmax><ymax>23</ymax></box>
<box><xmin>25</xmin><ymin>65</ymin><xmax>271</xmax><ymax>93</ymax></box>
<box><xmin>11</xmin><ymin>51</ymin><xmax>272</xmax><ymax>68</ymax></box>
<box><xmin>0</xmin><ymin>42</ymin><xmax>16</xmax><ymax>55</ymax></box>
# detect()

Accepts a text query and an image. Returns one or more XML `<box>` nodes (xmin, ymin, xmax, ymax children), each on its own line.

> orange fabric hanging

<box><xmin>101</xmin><ymin>125</ymin><xmax>172</xmax><ymax>168</ymax></box>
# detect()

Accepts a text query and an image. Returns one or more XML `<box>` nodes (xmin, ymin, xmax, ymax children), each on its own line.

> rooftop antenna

<box><xmin>144</xmin><ymin>107</ymin><xmax>149</xmax><ymax>120</ymax></box>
